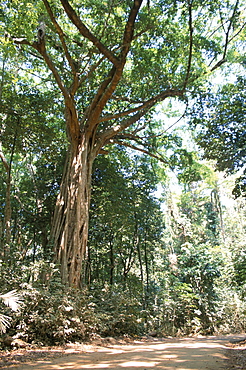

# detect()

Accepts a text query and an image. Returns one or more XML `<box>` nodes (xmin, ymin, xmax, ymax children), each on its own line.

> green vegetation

<box><xmin>0</xmin><ymin>0</ymin><xmax>245</xmax><ymax>346</ymax></box>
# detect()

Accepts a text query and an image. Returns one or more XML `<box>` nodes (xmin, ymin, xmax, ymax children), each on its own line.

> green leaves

<box><xmin>2</xmin><ymin>0</ymin><xmax>43</xmax><ymax>40</ymax></box>
<box><xmin>189</xmin><ymin>76</ymin><xmax>246</xmax><ymax>196</ymax></box>
<box><xmin>0</xmin><ymin>0</ymin><xmax>245</xmax><ymax>340</ymax></box>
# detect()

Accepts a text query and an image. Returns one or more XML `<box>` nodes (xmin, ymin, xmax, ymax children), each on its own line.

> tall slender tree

<box><xmin>2</xmin><ymin>0</ymin><xmax>245</xmax><ymax>287</ymax></box>
<box><xmin>189</xmin><ymin>76</ymin><xmax>246</xmax><ymax>197</ymax></box>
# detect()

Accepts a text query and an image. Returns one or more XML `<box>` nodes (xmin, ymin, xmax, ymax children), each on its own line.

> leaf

<box><xmin>0</xmin><ymin>314</ymin><xmax>11</xmax><ymax>333</ymax></box>
<box><xmin>0</xmin><ymin>290</ymin><xmax>22</xmax><ymax>312</ymax></box>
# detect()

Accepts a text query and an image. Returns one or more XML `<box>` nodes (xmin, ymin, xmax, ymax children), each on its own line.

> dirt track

<box><xmin>1</xmin><ymin>334</ymin><xmax>245</xmax><ymax>370</ymax></box>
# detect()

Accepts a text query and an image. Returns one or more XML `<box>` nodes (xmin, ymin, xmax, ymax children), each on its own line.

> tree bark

<box><xmin>0</xmin><ymin>142</ymin><xmax>13</xmax><ymax>258</ymax></box>
<box><xmin>50</xmin><ymin>131</ymin><xmax>96</xmax><ymax>288</ymax></box>
<box><xmin>109</xmin><ymin>231</ymin><xmax>115</xmax><ymax>286</ymax></box>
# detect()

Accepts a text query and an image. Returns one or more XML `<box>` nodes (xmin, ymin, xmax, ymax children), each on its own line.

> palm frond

<box><xmin>0</xmin><ymin>290</ymin><xmax>22</xmax><ymax>312</ymax></box>
<box><xmin>0</xmin><ymin>314</ymin><xmax>11</xmax><ymax>333</ymax></box>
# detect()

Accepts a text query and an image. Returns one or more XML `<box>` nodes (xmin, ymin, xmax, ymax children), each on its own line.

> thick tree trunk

<box><xmin>51</xmin><ymin>134</ymin><xmax>95</xmax><ymax>288</ymax></box>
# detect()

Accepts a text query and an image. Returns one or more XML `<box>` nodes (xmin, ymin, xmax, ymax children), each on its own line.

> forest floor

<box><xmin>0</xmin><ymin>334</ymin><xmax>245</xmax><ymax>370</ymax></box>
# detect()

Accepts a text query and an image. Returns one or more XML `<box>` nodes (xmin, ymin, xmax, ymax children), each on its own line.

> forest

<box><xmin>0</xmin><ymin>0</ymin><xmax>245</xmax><ymax>347</ymax></box>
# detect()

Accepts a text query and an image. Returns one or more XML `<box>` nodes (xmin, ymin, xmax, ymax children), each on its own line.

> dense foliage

<box><xmin>1</xmin><ymin>148</ymin><xmax>246</xmax><ymax>344</ymax></box>
<box><xmin>0</xmin><ymin>0</ymin><xmax>245</xmax><ymax>346</ymax></box>
<box><xmin>189</xmin><ymin>75</ymin><xmax>246</xmax><ymax>197</ymax></box>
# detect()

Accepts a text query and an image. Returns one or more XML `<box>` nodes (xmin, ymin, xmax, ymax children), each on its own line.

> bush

<box><xmin>90</xmin><ymin>284</ymin><xmax>145</xmax><ymax>337</ymax></box>
<box><xmin>12</xmin><ymin>284</ymin><xmax>98</xmax><ymax>345</ymax></box>
<box><xmin>10</xmin><ymin>283</ymin><xmax>144</xmax><ymax>345</ymax></box>
<box><xmin>5</xmin><ymin>280</ymin><xmax>245</xmax><ymax>345</ymax></box>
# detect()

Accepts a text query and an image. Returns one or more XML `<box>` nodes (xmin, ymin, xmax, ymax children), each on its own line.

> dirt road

<box><xmin>1</xmin><ymin>334</ymin><xmax>245</xmax><ymax>370</ymax></box>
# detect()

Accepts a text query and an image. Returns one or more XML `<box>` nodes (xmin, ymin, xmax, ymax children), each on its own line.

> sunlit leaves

<box><xmin>189</xmin><ymin>76</ymin><xmax>246</xmax><ymax>198</ymax></box>
<box><xmin>2</xmin><ymin>0</ymin><xmax>244</xmax><ymax>111</ymax></box>
<box><xmin>2</xmin><ymin>0</ymin><xmax>44</xmax><ymax>40</ymax></box>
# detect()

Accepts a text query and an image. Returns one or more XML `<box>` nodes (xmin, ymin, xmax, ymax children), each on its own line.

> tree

<box><xmin>89</xmin><ymin>150</ymin><xmax>164</xmax><ymax>301</ymax></box>
<box><xmin>158</xmin><ymin>160</ymin><xmax>228</xmax><ymax>334</ymax></box>
<box><xmin>0</xmin><ymin>54</ymin><xmax>66</xmax><ymax>263</ymax></box>
<box><xmin>2</xmin><ymin>0</ymin><xmax>245</xmax><ymax>287</ymax></box>
<box><xmin>189</xmin><ymin>75</ymin><xmax>246</xmax><ymax>197</ymax></box>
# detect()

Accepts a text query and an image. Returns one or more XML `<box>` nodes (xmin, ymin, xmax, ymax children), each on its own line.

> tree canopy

<box><xmin>0</xmin><ymin>0</ymin><xmax>246</xmax><ymax>343</ymax></box>
<box><xmin>189</xmin><ymin>75</ymin><xmax>246</xmax><ymax>197</ymax></box>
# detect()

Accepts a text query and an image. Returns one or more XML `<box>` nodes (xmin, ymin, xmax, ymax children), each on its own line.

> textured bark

<box><xmin>51</xmin><ymin>134</ymin><xmax>95</xmax><ymax>288</ymax></box>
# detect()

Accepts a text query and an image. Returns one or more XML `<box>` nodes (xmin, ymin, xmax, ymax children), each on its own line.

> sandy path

<box><xmin>2</xmin><ymin>334</ymin><xmax>245</xmax><ymax>370</ymax></box>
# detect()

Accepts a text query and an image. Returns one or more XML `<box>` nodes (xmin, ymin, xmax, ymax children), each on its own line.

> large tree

<box><xmin>2</xmin><ymin>0</ymin><xmax>245</xmax><ymax>287</ymax></box>
<box><xmin>189</xmin><ymin>76</ymin><xmax>246</xmax><ymax>197</ymax></box>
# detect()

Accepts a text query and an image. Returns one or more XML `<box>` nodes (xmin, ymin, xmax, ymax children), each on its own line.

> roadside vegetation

<box><xmin>0</xmin><ymin>0</ymin><xmax>245</xmax><ymax>348</ymax></box>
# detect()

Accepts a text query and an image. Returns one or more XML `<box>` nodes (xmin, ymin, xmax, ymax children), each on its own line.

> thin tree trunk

<box><xmin>143</xmin><ymin>233</ymin><xmax>150</xmax><ymax>292</ymax></box>
<box><xmin>0</xmin><ymin>140</ymin><xmax>15</xmax><ymax>258</ymax></box>
<box><xmin>50</xmin><ymin>135</ymin><xmax>95</xmax><ymax>288</ymax></box>
<box><xmin>109</xmin><ymin>234</ymin><xmax>114</xmax><ymax>286</ymax></box>
<box><xmin>5</xmin><ymin>166</ymin><xmax>11</xmax><ymax>248</ymax></box>
<box><xmin>84</xmin><ymin>241</ymin><xmax>91</xmax><ymax>286</ymax></box>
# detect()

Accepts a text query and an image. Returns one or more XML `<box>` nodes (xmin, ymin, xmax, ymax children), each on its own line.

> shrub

<box><xmin>13</xmin><ymin>284</ymin><xmax>98</xmax><ymax>345</ymax></box>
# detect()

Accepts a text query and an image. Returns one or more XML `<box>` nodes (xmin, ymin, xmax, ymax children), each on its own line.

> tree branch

<box><xmin>83</xmin><ymin>66</ymin><xmax>117</xmax><ymax>130</ymax></box>
<box><xmin>79</xmin><ymin>55</ymin><xmax>106</xmax><ymax>86</ymax></box>
<box><xmin>210</xmin><ymin>0</ymin><xmax>242</xmax><ymax>72</ymax></box>
<box><xmin>222</xmin><ymin>0</ymin><xmax>240</xmax><ymax>59</ymax></box>
<box><xmin>98</xmin><ymin>88</ymin><xmax>182</xmax><ymax>124</ymax></box>
<box><xmin>12</xmin><ymin>37</ymin><xmax>70</xmax><ymax>100</ymax></box>
<box><xmin>112</xmin><ymin>140</ymin><xmax>169</xmax><ymax>165</ymax></box>
<box><xmin>60</xmin><ymin>0</ymin><xmax>120</xmax><ymax>67</ymax></box>
<box><xmin>111</xmin><ymin>95</ymin><xmax>143</xmax><ymax>104</ymax></box>
<box><xmin>120</xmin><ymin>0</ymin><xmax>144</xmax><ymax>61</ymax></box>
<box><xmin>95</xmin><ymin>87</ymin><xmax>183</xmax><ymax>155</ymax></box>
<box><xmin>0</xmin><ymin>143</ymin><xmax>9</xmax><ymax>173</ymax></box>
<box><xmin>116</xmin><ymin>132</ymin><xmax>145</xmax><ymax>146</ymax></box>
<box><xmin>86</xmin><ymin>0</ymin><xmax>145</xmax><ymax>129</ymax></box>
<box><xmin>183</xmin><ymin>1</ymin><xmax>193</xmax><ymax>89</ymax></box>
<box><xmin>13</xmin><ymin>36</ymin><xmax>80</xmax><ymax>141</ymax></box>
<box><xmin>98</xmin><ymin>104</ymin><xmax>148</xmax><ymax>123</ymax></box>
<box><xmin>99</xmin><ymin>88</ymin><xmax>183</xmax><ymax>128</ymax></box>
<box><xmin>228</xmin><ymin>20</ymin><xmax>246</xmax><ymax>43</ymax></box>
<box><xmin>210</xmin><ymin>58</ymin><xmax>227</xmax><ymax>72</ymax></box>
<box><xmin>42</xmin><ymin>0</ymin><xmax>79</xmax><ymax>95</ymax></box>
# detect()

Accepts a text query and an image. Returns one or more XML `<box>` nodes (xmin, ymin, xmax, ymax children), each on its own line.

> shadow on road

<box><xmin>3</xmin><ymin>334</ymin><xmax>246</xmax><ymax>370</ymax></box>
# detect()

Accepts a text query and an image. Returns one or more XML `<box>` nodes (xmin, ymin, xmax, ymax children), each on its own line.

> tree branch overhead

<box><xmin>60</xmin><ymin>0</ymin><xmax>120</xmax><ymax>67</ymax></box>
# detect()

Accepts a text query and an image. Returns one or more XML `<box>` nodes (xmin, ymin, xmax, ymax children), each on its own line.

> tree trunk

<box><xmin>0</xmin><ymin>142</ymin><xmax>13</xmax><ymax>259</ymax></box>
<box><xmin>51</xmin><ymin>134</ymin><xmax>95</xmax><ymax>288</ymax></box>
<box><xmin>109</xmin><ymin>235</ymin><xmax>114</xmax><ymax>286</ymax></box>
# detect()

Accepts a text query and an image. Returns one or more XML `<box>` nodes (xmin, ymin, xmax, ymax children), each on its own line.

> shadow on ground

<box><xmin>1</xmin><ymin>334</ymin><xmax>245</xmax><ymax>370</ymax></box>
